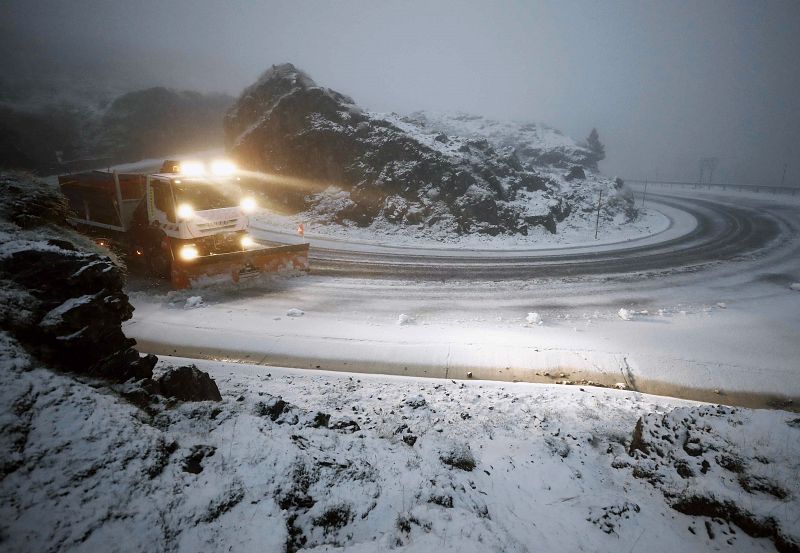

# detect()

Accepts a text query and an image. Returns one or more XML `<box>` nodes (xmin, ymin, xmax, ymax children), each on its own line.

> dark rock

<box><xmin>402</xmin><ymin>434</ymin><xmax>417</xmax><ymax>447</ymax></box>
<box><xmin>673</xmin><ymin>495</ymin><xmax>799</xmax><ymax>553</ymax></box>
<box><xmin>255</xmin><ymin>396</ymin><xmax>289</xmax><ymax>420</ymax></box>
<box><xmin>182</xmin><ymin>445</ymin><xmax>217</xmax><ymax>474</ymax></box>
<box><xmin>440</xmin><ymin>442</ymin><xmax>476</xmax><ymax>471</ymax></box>
<box><xmin>0</xmin><ymin>172</ymin><xmax>68</xmax><ymax>227</ymax></box>
<box><xmin>145</xmin><ymin>437</ymin><xmax>178</xmax><ymax>479</ymax></box>
<box><xmin>92</xmin><ymin>347</ymin><xmax>157</xmax><ymax>382</ymax></box>
<box><xmin>155</xmin><ymin>365</ymin><xmax>222</xmax><ymax>402</ymax></box>
<box><xmin>309</xmin><ymin>411</ymin><xmax>330</xmax><ymax>428</ymax></box>
<box><xmin>428</xmin><ymin>494</ymin><xmax>453</xmax><ymax>508</ymax></box>
<box><xmin>403</xmin><ymin>395</ymin><xmax>427</xmax><ymax>409</ymax></box>
<box><xmin>312</xmin><ymin>504</ymin><xmax>352</xmax><ymax>533</ymax></box>
<box><xmin>565</xmin><ymin>165</ymin><xmax>586</xmax><ymax>181</ymax></box>
<box><xmin>329</xmin><ymin>418</ymin><xmax>360</xmax><ymax>433</ymax></box>
<box><xmin>628</xmin><ymin>417</ymin><xmax>649</xmax><ymax>456</ymax></box>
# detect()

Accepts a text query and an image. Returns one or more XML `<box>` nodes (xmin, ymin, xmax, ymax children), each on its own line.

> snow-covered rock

<box><xmin>184</xmin><ymin>296</ymin><xmax>204</xmax><ymax>309</ymax></box>
<box><xmin>397</xmin><ymin>313</ymin><xmax>416</xmax><ymax>325</ymax></box>
<box><xmin>617</xmin><ymin>308</ymin><xmax>633</xmax><ymax>321</ymax></box>
<box><xmin>225</xmin><ymin>63</ymin><xmax>637</xmax><ymax>238</ymax></box>
<box><xmin>286</xmin><ymin>307</ymin><xmax>305</xmax><ymax>317</ymax></box>
<box><xmin>790</xmin><ymin>282</ymin><xmax>800</xmax><ymax>291</ymax></box>
<box><xmin>526</xmin><ymin>312</ymin><xmax>543</xmax><ymax>325</ymax></box>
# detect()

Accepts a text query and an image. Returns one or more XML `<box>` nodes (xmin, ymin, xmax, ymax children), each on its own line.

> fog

<box><xmin>2</xmin><ymin>0</ymin><xmax>798</xmax><ymax>185</ymax></box>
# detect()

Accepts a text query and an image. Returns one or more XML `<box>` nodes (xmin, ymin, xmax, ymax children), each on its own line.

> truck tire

<box><xmin>147</xmin><ymin>235</ymin><xmax>172</xmax><ymax>278</ymax></box>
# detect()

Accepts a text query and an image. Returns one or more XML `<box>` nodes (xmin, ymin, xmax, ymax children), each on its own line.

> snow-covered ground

<box><xmin>5</xmin><ymin>177</ymin><xmax>800</xmax><ymax>552</ymax></box>
<box><xmin>127</xmin><ymin>190</ymin><xmax>800</xmax><ymax>408</ymax></box>
<box><xmin>3</xmin><ymin>342</ymin><xmax>798</xmax><ymax>552</ymax></box>
<box><xmin>251</xmin><ymin>203</ymin><xmax>670</xmax><ymax>251</ymax></box>
<box><xmin>249</xmin><ymin>200</ymin><xmax>693</xmax><ymax>257</ymax></box>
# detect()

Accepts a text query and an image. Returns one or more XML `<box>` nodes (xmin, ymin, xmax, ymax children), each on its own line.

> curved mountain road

<box><xmin>292</xmin><ymin>194</ymin><xmax>788</xmax><ymax>279</ymax></box>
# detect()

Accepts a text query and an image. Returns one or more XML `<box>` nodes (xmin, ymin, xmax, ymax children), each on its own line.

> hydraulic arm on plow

<box><xmin>58</xmin><ymin>160</ymin><xmax>309</xmax><ymax>288</ymax></box>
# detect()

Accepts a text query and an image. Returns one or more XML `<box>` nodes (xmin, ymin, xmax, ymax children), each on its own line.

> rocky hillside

<box><xmin>0</xmin><ymin>84</ymin><xmax>233</xmax><ymax>173</ymax></box>
<box><xmin>225</xmin><ymin>63</ymin><xmax>636</xmax><ymax>237</ymax></box>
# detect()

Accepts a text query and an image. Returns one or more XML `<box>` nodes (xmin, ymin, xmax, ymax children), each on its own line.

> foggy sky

<box><xmin>2</xmin><ymin>0</ymin><xmax>799</xmax><ymax>185</ymax></box>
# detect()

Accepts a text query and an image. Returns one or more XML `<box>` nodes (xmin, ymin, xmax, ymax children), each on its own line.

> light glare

<box><xmin>180</xmin><ymin>161</ymin><xmax>205</xmax><ymax>176</ymax></box>
<box><xmin>178</xmin><ymin>245</ymin><xmax>199</xmax><ymax>261</ymax></box>
<box><xmin>176</xmin><ymin>203</ymin><xmax>194</xmax><ymax>220</ymax></box>
<box><xmin>240</xmin><ymin>197</ymin><xmax>257</xmax><ymax>213</ymax></box>
<box><xmin>211</xmin><ymin>159</ymin><xmax>237</xmax><ymax>176</ymax></box>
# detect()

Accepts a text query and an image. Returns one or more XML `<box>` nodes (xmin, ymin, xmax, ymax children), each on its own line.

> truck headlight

<box><xmin>240</xmin><ymin>235</ymin><xmax>256</xmax><ymax>249</ymax></box>
<box><xmin>240</xmin><ymin>197</ymin><xmax>256</xmax><ymax>213</ymax></box>
<box><xmin>176</xmin><ymin>203</ymin><xmax>194</xmax><ymax>220</ymax></box>
<box><xmin>179</xmin><ymin>245</ymin><xmax>199</xmax><ymax>261</ymax></box>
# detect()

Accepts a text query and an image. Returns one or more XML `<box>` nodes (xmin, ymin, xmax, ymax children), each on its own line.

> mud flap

<box><xmin>170</xmin><ymin>243</ymin><xmax>309</xmax><ymax>289</ymax></box>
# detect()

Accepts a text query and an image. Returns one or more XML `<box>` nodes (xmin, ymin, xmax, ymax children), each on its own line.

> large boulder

<box><xmin>155</xmin><ymin>365</ymin><xmax>222</xmax><ymax>402</ymax></box>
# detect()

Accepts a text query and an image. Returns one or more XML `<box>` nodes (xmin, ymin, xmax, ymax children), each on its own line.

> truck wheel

<box><xmin>148</xmin><ymin>247</ymin><xmax>172</xmax><ymax>278</ymax></box>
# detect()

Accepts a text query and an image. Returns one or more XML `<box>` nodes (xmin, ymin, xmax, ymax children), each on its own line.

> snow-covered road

<box><xmin>126</xmin><ymin>189</ymin><xmax>800</xmax><ymax>408</ymax></box>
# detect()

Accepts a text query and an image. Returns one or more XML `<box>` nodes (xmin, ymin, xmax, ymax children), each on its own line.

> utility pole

<box><xmin>780</xmin><ymin>163</ymin><xmax>787</xmax><ymax>187</ymax></box>
<box><xmin>641</xmin><ymin>179</ymin><xmax>648</xmax><ymax>210</ymax></box>
<box><xmin>594</xmin><ymin>190</ymin><xmax>603</xmax><ymax>240</ymax></box>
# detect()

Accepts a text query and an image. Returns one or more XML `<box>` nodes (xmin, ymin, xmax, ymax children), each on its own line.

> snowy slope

<box><xmin>2</xmin><ymin>339</ymin><xmax>798</xmax><ymax>553</ymax></box>
<box><xmin>404</xmin><ymin>111</ymin><xmax>596</xmax><ymax>170</ymax></box>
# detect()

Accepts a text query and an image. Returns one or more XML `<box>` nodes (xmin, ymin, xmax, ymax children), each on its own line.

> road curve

<box><xmin>300</xmin><ymin>194</ymin><xmax>786</xmax><ymax>279</ymax></box>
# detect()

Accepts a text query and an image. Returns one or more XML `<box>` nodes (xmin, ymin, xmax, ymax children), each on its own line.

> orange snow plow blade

<box><xmin>170</xmin><ymin>243</ymin><xmax>309</xmax><ymax>289</ymax></box>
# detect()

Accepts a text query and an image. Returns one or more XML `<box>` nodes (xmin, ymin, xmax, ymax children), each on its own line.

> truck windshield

<box><xmin>171</xmin><ymin>180</ymin><xmax>240</xmax><ymax>210</ymax></box>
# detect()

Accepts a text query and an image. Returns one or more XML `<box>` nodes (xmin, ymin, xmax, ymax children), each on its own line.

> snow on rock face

<box><xmin>225</xmin><ymin>63</ymin><xmax>637</xmax><ymax>237</ymax></box>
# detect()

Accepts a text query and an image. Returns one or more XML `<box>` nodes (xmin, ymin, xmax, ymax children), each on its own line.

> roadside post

<box><xmin>595</xmin><ymin>190</ymin><xmax>603</xmax><ymax>240</ymax></box>
<box><xmin>642</xmin><ymin>179</ymin><xmax>648</xmax><ymax>210</ymax></box>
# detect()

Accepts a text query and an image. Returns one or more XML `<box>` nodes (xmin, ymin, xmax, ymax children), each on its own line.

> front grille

<box><xmin>197</xmin><ymin>219</ymin><xmax>238</xmax><ymax>232</ymax></box>
<box><xmin>199</xmin><ymin>231</ymin><xmax>241</xmax><ymax>255</ymax></box>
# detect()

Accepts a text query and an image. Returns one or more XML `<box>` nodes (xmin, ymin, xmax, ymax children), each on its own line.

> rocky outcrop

<box><xmin>0</xmin><ymin>172</ymin><xmax>155</xmax><ymax>381</ymax></box>
<box><xmin>225</xmin><ymin>63</ymin><xmax>637</xmax><ymax>237</ymax></box>
<box><xmin>155</xmin><ymin>365</ymin><xmax>222</xmax><ymax>402</ymax></box>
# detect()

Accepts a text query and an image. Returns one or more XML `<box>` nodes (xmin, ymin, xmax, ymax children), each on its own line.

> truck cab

<box><xmin>59</xmin><ymin>159</ymin><xmax>309</xmax><ymax>288</ymax></box>
<box><xmin>142</xmin><ymin>172</ymin><xmax>256</xmax><ymax>267</ymax></box>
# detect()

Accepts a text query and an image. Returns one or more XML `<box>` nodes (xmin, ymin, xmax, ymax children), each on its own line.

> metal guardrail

<box><xmin>624</xmin><ymin>179</ymin><xmax>799</xmax><ymax>196</ymax></box>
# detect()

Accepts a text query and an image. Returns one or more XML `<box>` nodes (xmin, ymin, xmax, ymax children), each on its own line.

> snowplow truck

<box><xmin>58</xmin><ymin>160</ymin><xmax>309</xmax><ymax>288</ymax></box>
